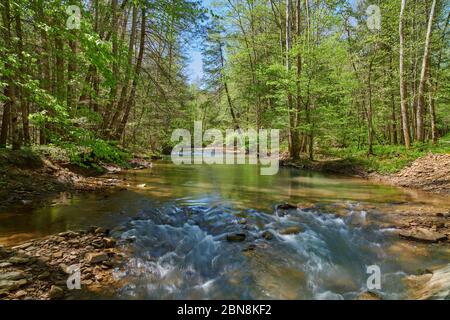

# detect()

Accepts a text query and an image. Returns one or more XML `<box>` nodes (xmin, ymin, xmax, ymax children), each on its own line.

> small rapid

<box><xmin>113</xmin><ymin>200</ymin><xmax>411</xmax><ymax>300</ymax></box>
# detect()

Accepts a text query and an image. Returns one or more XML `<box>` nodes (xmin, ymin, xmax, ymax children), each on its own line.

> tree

<box><xmin>399</xmin><ymin>0</ymin><xmax>411</xmax><ymax>148</ymax></box>
<box><xmin>416</xmin><ymin>0</ymin><xmax>437</xmax><ymax>142</ymax></box>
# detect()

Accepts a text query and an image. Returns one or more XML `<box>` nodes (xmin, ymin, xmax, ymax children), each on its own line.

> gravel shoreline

<box><xmin>0</xmin><ymin>227</ymin><xmax>128</xmax><ymax>300</ymax></box>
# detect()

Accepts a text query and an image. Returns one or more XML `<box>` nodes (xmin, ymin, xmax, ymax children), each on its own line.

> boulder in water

<box><xmin>279</xmin><ymin>226</ymin><xmax>303</xmax><ymax>235</ymax></box>
<box><xmin>276</xmin><ymin>203</ymin><xmax>298</xmax><ymax>211</ymax></box>
<box><xmin>261</xmin><ymin>230</ymin><xmax>274</xmax><ymax>240</ymax></box>
<box><xmin>226</xmin><ymin>233</ymin><xmax>246</xmax><ymax>242</ymax></box>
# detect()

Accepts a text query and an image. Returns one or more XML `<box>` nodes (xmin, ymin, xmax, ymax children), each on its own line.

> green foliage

<box><xmin>58</xmin><ymin>131</ymin><xmax>131</xmax><ymax>168</ymax></box>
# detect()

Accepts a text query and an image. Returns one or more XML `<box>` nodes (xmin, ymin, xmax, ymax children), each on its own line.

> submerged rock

<box><xmin>226</xmin><ymin>233</ymin><xmax>246</xmax><ymax>242</ymax></box>
<box><xmin>276</xmin><ymin>203</ymin><xmax>298</xmax><ymax>211</ymax></box>
<box><xmin>399</xmin><ymin>228</ymin><xmax>447</xmax><ymax>243</ymax></box>
<box><xmin>242</xmin><ymin>244</ymin><xmax>257</xmax><ymax>252</ymax></box>
<box><xmin>261</xmin><ymin>230</ymin><xmax>274</xmax><ymax>241</ymax></box>
<box><xmin>238</xmin><ymin>218</ymin><xmax>248</xmax><ymax>225</ymax></box>
<box><xmin>279</xmin><ymin>226</ymin><xmax>303</xmax><ymax>235</ymax></box>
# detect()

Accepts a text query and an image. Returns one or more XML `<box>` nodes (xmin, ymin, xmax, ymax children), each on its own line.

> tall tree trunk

<box><xmin>399</xmin><ymin>0</ymin><xmax>411</xmax><ymax>148</ymax></box>
<box><xmin>35</xmin><ymin>0</ymin><xmax>51</xmax><ymax>145</ymax></box>
<box><xmin>427</xmin><ymin>82</ymin><xmax>437</xmax><ymax>144</ymax></box>
<box><xmin>219</xmin><ymin>41</ymin><xmax>239</xmax><ymax>130</ymax></box>
<box><xmin>295</xmin><ymin>0</ymin><xmax>302</xmax><ymax>156</ymax></box>
<box><xmin>14</xmin><ymin>7</ymin><xmax>30</xmax><ymax>144</ymax></box>
<box><xmin>286</xmin><ymin>0</ymin><xmax>299</xmax><ymax>159</ymax></box>
<box><xmin>115</xmin><ymin>8</ymin><xmax>146</xmax><ymax>140</ymax></box>
<box><xmin>67</xmin><ymin>34</ymin><xmax>78</xmax><ymax>113</ymax></box>
<box><xmin>0</xmin><ymin>0</ymin><xmax>16</xmax><ymax>148</ymax></box>
<box><xmin>103</xmin><ymin>0</ymin><xmax>120</xmax><ymax>132</ymax></box>
<box><xmin>416</xmin><ymin>0</ymin><xmax>436</xmax><ymax>142</ymax></box>
<box><xmin>109</xmin><ymin>5</ymin><xmax>137</xmax><ymax>133</ymax></box>
<box><xmin>428</xmin><ymin>12</ymin><xmax>449</xmax><ymax>144</ymax></box>
<box><xmin>389</xmin><ymin>55</ymin><xmax>398</xmax><ymax>145</ymax></box>
<box><xmin>367</xmin><ymin>59</ymin><xmax>374</xmax><ymax>156</ymax></box>
<box><xmin>54</xmin><ymin>34</ymin><xmax>65</xmax><ymax>102</ymax></box>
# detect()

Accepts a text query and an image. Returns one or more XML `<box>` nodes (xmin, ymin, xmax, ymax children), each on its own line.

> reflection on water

<box><xmin>1</xmin><ymin>161</ymin><xmax>449</xmax><ymax>299</ymax></box>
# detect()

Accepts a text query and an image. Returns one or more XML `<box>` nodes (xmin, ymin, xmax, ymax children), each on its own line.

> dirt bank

<box><xmin>370</xmin><ymin>153</ymin><xmax>450</xmax><ymax>195</ymax></box>
<box><xmin>0</xmin><ymin>150</ymin><xmax>151</xmax><ymax>211</ymax></box>
<box><xmin>0</xmin><ymin>227</ymin><xmax>129</xmax><ymax>300</ymax></box>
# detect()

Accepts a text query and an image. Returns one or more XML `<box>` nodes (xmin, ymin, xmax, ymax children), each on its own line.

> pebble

<box><xmin>8</xmin><ymin>256</ymin><xmax>30</xmax><ymax>265</ymax></box>
<box><xmin>85</xmin><ymin>252</ymin><xmax>109</xmax><ymax>264</ymax></box>
<box><xmin>49</xmin><ymin>285</ymin><xmax>64</xmax><ymax>299</ymax></box>
<box><xmin>0</xmin><ymin>271</ymin><xmax>27</xmax><ymax>281</ymax></box>
<box><xmin>0</xmin><ymin>262</ymin><xmax>12</xmax><ymax>268</ymax></box>
<box><xmin>15</xmin><ymin>290</ymin><xmax>27</xmax><ymax>298</ymax></box>
<box><xmin>37</xmin><ymin>271</ymin><xmax>50</xmax><ymax>280</ymax></box>
<box><xmin>12</xmin><ymin>243</ymin><xmax>32</xmax><ymax>250</ymax></box>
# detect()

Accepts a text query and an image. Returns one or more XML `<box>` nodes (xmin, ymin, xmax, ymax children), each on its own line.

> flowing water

<box><xmin>1</xmin><ymin>161</ymin><xmax>449</xmax><ymax>299</ymax></box>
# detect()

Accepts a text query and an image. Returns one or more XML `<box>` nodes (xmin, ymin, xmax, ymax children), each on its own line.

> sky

<box><xmin>187</xmin><ymin>49</ymin><xmax>204</xmax><ymax>84</ymax></box>
<box><xmin>186</xmin><ymin>0</ymin><xmax>216</xmax><ymax>83</ymax></box>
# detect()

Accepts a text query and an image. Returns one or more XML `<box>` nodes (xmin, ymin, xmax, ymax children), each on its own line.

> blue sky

<box><xmin>187</xmin><ymin>49</ymin><xmax>204</xmax><ymax>83</ymax></box>
<box><xmin>186</xmin><ymin>0</ymin><xmax>216</xmax><ymax>83</ymax></box>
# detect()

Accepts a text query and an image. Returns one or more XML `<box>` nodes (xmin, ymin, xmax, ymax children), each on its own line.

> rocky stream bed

<box><xmin>0</xmin><ymin>227</ymin><xmax>128</xmax><ymax>300</ymax></box>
